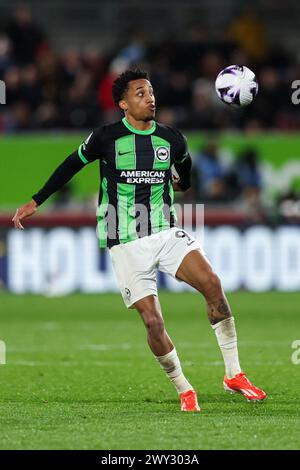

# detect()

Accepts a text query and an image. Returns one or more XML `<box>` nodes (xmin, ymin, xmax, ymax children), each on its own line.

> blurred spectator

<box><xmin>6</xmin><ymin>3</ymin><xmax>48</xmax><ymax>65</ymax></box>
<box><xmin>20</xmin><ymin>64</ymin><xmax>41</xmax><ymax>110</ymax></box>
<box><xmin>194</xmin><ymin>141</ymin><xmax>228</xmax><ymax>202</ymax></box>
<box><xmin>277</xmin><ymin>189</ymin><xmax>300</xmax><ymax>224</ymax></box>
<box><xmin>97</xmin><ymin>58</ymin><xmax>127</xmax><ymax>122</ymax></box>
<box><xmin>248</xmin><ymin>67</ymin><xmax>286</xmax><ymax>128</ymax></box>
<box><xmin>240</xmin><ymin>186</ymin><xmax>267</xmax><ymax>222</ymax></box>
<box><xmin>37</xmin><ymin>50</ymin><xmax>62</xmax><ymax>103</ymax></box>
<box><xmin>3</xmin><ymin>66</ymin><xmax>22</xmax><ymax>105</ymax></box>
<box><xmin>62</xmin><ymin>70</ymin><xmax>99</xmax><ymax>128</ymax></box>
<box><xmin>35</xmin><ymin>102</ymin><xmax>60</xmax><ymax>129</ymax></box>
<box><xmin>235</xmin><ymin>148</ymin><xmax>266</xmax><ymax>222</ymax></box>
<box><xmin>236</xmin><ymin>148</ymin><xmax>262</xmax><ymax>192</ymax></box>
<box><xmin>61</xmin><ymin>48</ymin><xmax>83</xmax><ymax>87</ymax></box>
<box><xmin>9</xmin><ymin>101</ymin><xmax>33</xmax><ymax>131</ymax></box>
<box><xmin>82</xmin><ymin>46</ymin><xmax>105</xmax><ymax>78</ymax></box>
<box><xmin>0</xmin><ymin>36</ymin><xmax>14</xmax><ymax>75</ymax></box>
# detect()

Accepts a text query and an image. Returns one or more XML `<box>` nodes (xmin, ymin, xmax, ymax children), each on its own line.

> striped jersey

<box><xmin>78</xmin><ymin>117</ymin><xmax>191</xmax><ymax>248</ymax></box>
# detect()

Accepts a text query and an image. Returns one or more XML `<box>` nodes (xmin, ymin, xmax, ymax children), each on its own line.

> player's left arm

<box><xmin>172</xmin><ymin>131</ymin><xmax>192</xmax><ymax>192</ymax></box>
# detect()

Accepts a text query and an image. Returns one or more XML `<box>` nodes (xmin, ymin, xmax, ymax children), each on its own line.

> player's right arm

<box><xmin>12</xmin><ymin>130</ymin><xmax>101</xmax><ymax>229</ymax></box>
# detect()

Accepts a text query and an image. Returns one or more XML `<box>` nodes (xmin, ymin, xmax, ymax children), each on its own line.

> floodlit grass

<box><xmin>0</xmin><ymin>291</ymin><xmax>299</xmax><ymax>450</ymax></box>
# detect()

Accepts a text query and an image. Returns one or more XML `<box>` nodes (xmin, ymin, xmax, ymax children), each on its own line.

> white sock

<box><xmin>212</xmin><ymin>317</ymin><xmax>241</xmax><ymax>379</ymax></box>
<box><xmin>155</xmin><ymin>347</ymin><xmax>193</xmax><ymax>394</ymax></box>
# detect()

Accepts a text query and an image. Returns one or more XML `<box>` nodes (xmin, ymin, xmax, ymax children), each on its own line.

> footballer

<box><xmin>12</xmin><ymin>69</ymin><xmax>266</xmax><ymax>411</ymax></box>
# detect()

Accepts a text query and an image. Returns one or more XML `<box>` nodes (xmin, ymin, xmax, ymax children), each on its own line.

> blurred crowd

<box><xmin>185</xmin><ymin>141</ymin><xmax>268</xmax><ymax>222</ymax></box>
<box><xmin>188</xmin><ymin>141</ymin><xmax>300</xmax><ymax>224</ymax></box>
<box><xmin>0</xmin><ymin>4</ymin><xmax>299</xmax><ymax>132</ymax></box>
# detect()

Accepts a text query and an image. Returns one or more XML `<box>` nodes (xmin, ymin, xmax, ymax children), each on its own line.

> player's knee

<box><xmin>197</xmin><ymin>271</ymin><xmax>223</xmax><ymax>298</ymax></box>
<box><xmin>209</xmin><ymin>272</ymin><xmax>222</xmax><ymax>293</ymax></box>
<box><xmin>142</xmin><ymin>311</ymin><xmax>165</xmax><ymax>337</ymax></box>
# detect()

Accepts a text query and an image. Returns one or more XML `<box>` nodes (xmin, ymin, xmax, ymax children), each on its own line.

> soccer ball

<box><xmin>215</xmin><ymin>65</ymin><xmax>258</xmax><ymax>107</ymax></box>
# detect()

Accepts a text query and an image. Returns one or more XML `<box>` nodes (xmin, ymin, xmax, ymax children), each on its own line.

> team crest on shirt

<box><xmin>155</xmin><ymin>146</ymin><xmax>169</xmax><ymax>162</ymax></box>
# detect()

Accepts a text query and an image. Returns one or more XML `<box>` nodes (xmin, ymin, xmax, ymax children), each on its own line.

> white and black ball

<box><xmin>215</xmin><ymin>65</ymin><xmax>258</xmax><ymax>107</ymax></box>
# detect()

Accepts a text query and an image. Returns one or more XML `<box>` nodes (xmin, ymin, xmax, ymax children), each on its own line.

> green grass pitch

<box><xmin>0</xmin><ymin>291</ymin><xmax>299</xmax><ymax>450</ymax></box>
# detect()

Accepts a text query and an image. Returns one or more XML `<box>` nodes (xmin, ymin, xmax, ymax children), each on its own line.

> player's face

<box><xmin>121</xmin><ymin>79</ymin><xmax>156</xmax><ymax>122</ymax></box>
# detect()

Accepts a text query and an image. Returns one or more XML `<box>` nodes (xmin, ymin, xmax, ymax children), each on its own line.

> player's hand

<box><xmin>172</xmin><ymin>175</ymin><xmax>182</xmax><ymax>192</ymax></box>
<box><xmin>12</xmin><ymin>199</ymin><xmax>38</xmax><ymax>229</ymax></box>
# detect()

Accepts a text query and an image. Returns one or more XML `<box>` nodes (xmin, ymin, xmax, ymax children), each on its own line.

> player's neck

<box><xmin>124</xmin><ymin>115</ymin><xmax>154</xmax><ymax>131</ymax></box>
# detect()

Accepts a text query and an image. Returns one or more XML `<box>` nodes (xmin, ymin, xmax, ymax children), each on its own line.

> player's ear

<box><xmin>119</xmin><ymin>100</ymin><xmax>128</xmax><ymax>112</ymax></box>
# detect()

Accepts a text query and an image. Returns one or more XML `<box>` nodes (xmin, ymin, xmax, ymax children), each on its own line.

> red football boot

<box><xmin>180</xmin><ymin>389</ymin><xmax>201</xmax><ymax>412</ymax></box>
<box><xmin>224</xmin><ymin>372</ymin><xmax>266</xmax><ymax>402</ymax></box>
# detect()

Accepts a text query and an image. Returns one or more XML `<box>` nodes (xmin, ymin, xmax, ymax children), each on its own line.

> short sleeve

<box><xmin>78</xmin><ymin>127</ymin><xmax>103</xmax><ymax>164</ymax></box>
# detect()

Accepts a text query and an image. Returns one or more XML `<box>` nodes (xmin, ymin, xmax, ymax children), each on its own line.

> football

<box><xmin>215</xmin><ymin>65</ymin><xmax>258</xmax><ymax>107</ymax></box>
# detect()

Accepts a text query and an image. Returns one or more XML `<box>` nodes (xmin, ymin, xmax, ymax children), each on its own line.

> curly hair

<box><xmin>112</xmin><ymin>69</ymin><xmax>150</xmax><ymax>105</ymax></box>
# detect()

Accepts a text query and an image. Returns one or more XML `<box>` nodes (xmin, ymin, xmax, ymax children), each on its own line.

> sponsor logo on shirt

<box><xmin>120</xmin><ymin>170</ymin><xmax>165</xmax><ymax>184</ymax></box>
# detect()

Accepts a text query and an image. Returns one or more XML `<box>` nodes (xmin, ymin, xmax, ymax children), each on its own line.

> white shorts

<box><xmin>109</xmin><ymin>227</ymin><xmax>203</xmax><ymax>308</ymax></box>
